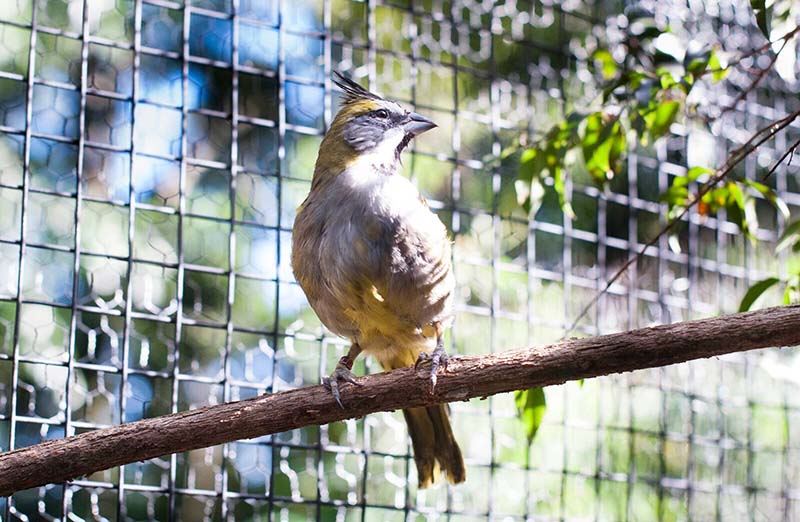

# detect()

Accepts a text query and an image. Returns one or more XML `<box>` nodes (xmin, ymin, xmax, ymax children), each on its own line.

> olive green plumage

<box><xmin>291</xmin><ymin>73</ymin><xmax>465</xmax><ymax>488</ymax></box>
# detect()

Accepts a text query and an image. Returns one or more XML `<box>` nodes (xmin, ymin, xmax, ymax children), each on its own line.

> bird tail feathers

<box><xmin>402</xmin><ymin>405</ymin><xmax>465</xmax><ymax>488</ymax></box>
<box><xmin>379</xmin><ymin>348</ymin><xmax>466</xmax><ymax>488</ymax></box>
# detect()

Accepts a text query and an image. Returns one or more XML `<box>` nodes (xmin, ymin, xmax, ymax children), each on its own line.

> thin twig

<box><xmin>763</xmin><ymin>136</ymin><xmax>800</xmax><ymax>180</ymax></box>
<box><xmin>565</xmin><ymin>109</ymin><xmax>800</xmax><ymax>336</ymax></box>
<box><xmin>703</xmin><ymin>26</ymin><xmax>799</xmax><ymax>123</ymax></box>
<box><xmin>718</xmin><ymin>25</ymin><xmax>800</xmax><ymax>72</ymax></box>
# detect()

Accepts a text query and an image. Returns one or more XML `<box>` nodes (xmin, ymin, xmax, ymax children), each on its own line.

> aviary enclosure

<box><xmin>0</xmin><ymin>0</ymin><xmax>799</xmax><ymax>520</ymax></box>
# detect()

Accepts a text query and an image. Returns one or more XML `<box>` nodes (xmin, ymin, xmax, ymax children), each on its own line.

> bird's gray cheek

<box><xmin>343</xmin><ymin>124</ymin><xmax>382</xmax><ymax>151</ymax></box>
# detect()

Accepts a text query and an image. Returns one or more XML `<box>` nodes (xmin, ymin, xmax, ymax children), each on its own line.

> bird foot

<box><xmin>323</xmin><ymin>355</ymin><xmax>361</xmax><ymax>409</ymax></box>
<box><xmin>415</xmin><ymin>344</ymin><xmax>449</xmax><ymax>390</ymax></box>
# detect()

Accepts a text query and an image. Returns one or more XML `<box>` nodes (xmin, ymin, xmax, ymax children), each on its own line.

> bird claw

<box><xmin>323</xmin><ymin>364</ymin><xmax>361</xmax><ymax>409</ymax></box>
<box><xmin>415</xmin><ymin>344</ymin><xmax>449</xmax><ymax>391</ymax></box>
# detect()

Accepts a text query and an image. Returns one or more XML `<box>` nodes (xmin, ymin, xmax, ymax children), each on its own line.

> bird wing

<box><xmin>378</xmin><ymin>202</ymin><xmax>455</xmax><ymax>333</ymax></box>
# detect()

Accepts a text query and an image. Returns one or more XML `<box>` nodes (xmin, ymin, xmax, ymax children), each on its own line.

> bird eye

<box><xmin>374</xmin><ymin>109</ymin><xmax>389</xmax><ymax>119</ymax></box>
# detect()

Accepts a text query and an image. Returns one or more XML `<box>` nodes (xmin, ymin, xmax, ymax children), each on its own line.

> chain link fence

<box><xmin>0</xmin><ymin>0</ymin><xmax>799</xmax><ymax>519</ymax></box>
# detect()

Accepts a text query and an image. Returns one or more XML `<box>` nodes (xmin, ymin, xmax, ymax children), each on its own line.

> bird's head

<box><xmin>313</xmin><ymin>73</ymin><xmax>436</xmax><ymax>181</ymax></box>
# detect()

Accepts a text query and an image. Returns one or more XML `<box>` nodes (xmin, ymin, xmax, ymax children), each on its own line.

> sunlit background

<box><xmin>0</xmin><ymin>0</ymin><xmax>799</xmax><ymax>520</ymax></box>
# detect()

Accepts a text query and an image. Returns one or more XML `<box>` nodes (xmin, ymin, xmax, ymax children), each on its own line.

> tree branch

<box><xmin>2</xmin><ymin>304</ymin><xmax>800</xmax><ymax>496</ymax></box>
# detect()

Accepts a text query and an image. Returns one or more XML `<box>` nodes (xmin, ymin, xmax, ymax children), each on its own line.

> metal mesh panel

<box><xmin>1</xmin><ymin>0</ymin><xmax>799</xmax><ymax>520</ymax></box>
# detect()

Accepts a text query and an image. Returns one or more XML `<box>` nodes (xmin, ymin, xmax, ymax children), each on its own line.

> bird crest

<box><xmin>333</xmin><ymin>72</ymin><xmax>383</xmax><ymax>105</ymax></box>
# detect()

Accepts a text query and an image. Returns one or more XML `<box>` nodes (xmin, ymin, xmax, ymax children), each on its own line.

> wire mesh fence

<box><xmin>0</xmin><ymin>0</ymin><xmax>799</xmax><ymax>519</ymax></box>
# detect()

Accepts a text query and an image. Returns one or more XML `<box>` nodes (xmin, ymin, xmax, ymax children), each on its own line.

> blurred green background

<box><xmin>0</xmin><ymin>0</ymin><xmax>799</xmax><ymax>520</ymax></box>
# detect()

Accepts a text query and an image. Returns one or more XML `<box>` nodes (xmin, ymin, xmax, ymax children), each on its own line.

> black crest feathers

<box><xmin>333</xmin><ymin>72</ymin><xmax>383</xmax><ymax>105</ymax></box>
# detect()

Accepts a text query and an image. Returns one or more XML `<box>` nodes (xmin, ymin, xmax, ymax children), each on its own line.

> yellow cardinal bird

<box><xmin>291</xmin><ymin>73</ymin><xmax>465</xmax><ymax>488</ymax></box>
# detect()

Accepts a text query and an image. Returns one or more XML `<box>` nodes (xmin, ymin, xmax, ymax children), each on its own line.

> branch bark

<box><xmin>3</xmin><ymin>304</ymin><xmax>800</xmax><ymax>496</ymax></box>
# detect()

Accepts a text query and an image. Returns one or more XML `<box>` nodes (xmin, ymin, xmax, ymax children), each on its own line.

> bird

<box><xmin>291</xmin><ymin>72</ymin><xmax>465</xmax><ymax>488</ymax></box>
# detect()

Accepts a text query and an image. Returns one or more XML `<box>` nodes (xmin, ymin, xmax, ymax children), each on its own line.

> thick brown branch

<box><xmin>2</xmin><ymin>304</ymin><xmax>800</xmax><ymax>496</ymax></box>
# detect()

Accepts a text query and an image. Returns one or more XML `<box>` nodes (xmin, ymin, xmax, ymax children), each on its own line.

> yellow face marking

<box><xmin>310</xmin><ymin>98</ymin><xmax>404</xmax><ymax>186</ymax></box>
<box><xmin>339</xmin><ymin>99</ymin><xmax>382</xmax><ymax>117</ymax></box>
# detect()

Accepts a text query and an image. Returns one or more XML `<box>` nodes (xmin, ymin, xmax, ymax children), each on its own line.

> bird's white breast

<box><xmin>336</xmin><ymin>162</ymin><xmax>426</xmax><ymax>220</ymax></box>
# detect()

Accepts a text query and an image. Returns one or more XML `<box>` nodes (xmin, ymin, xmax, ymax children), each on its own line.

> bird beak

<box><xmin>403</xmin><ymin>112</ymin><xmax>437</xmax><ymax>136</ymax></box>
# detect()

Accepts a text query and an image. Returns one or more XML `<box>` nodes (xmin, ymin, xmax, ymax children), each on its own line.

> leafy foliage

<box><xmin>661</xmin><ymin>174</ymin><xmax>789</xmax><ymax>244</ymax></box>
<box><xmin>739</xmin><ymin>220</ymin><xmax>800</xmax><ymax>311</ymax></box>
<box><xmin>739</xmin><ymin>277</ymin><xmax>782</xmax><ymax>312</ymax></box>
<box><xmin>509</xmin><ymin>1</ymin><xmax>800</xmax><ymax>443</ymax></box>
<box><xmin>582</xmin><ymin>112</ymin><xmax>626</xmax><ymax>182</ymax></box>
<box><xmin>777</xmin><ymin>220</ymin><xmax>800</xmax><ymax>253</ymax></box>
<box><xmin>513</xmin><ymin>9</ymin><xmax>737</xmax><ymax>217</ymax></box>
<box><xmin>515</xmin><ymin>387</ymin><xmax>547</xmax><ymax>444</ymax></box>
<box><xmin>515</xmin><ymin>113</ymin><xmax>584</xmax><ymax>217</ymax></box>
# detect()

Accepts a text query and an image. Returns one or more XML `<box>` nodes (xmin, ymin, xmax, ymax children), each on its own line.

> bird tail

<box><xmin>378</xmin><ymin>347</ymin><xmax>466</xmax><ymax>488</ymax></box>
<box><xmin>402</xmin><ymin>405</ymin><xmax>466</xmax><ymax>488</ymax></box>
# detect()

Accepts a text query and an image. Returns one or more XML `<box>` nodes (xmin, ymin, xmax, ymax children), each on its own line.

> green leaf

<box><xmin>514</xmin><ymin>117</ymin><xmax>584</xmax><ymax>217</ymax></box>
<box><xmin>725</xmin><ymin>182</ymin><xmax>758</xmax><ymax>241</ymax></box>
<box><xmin>726</xmin><ymin>201</ymin><xmax>747</xmax><ymax>238</ymax></box>
<box><xmin>660</xmin><ymin>173</ymin><xmax>692</xmax><ymax>211</ymax></box>
<box><xmin>515</xmin><ymin>387</ymin><xmax>547</xmax><ymax>444</ymax></box>
<box><xmin>672</xmin><ymin>176</ymin><xmax>689</xmax><ymax>188</ymax></box>
<box><xmin>788</xmin><ymin>257</ymin><xmax>800</xmax><ymax>276</ymax></box>
<box><xmin>582</xmin><ymin>113</ymin><xmax>626</xmax><ymax>183</ymax></box>
<box><xmin>787</xmin><ymin>274</ymin><xmax>800</xmax><ymax>304</ymax></box>
<box><xmin>591</xmin><ymin>49</ymin><xmax>618</xmax><ymax>80</ymax></box>
<box><xmin>739</xmin><ymin>277</ymin><xmax>781</xmax><ymax>312</ymax></box>
<box><xmin>750</xmin><ymin>0</ymin><xmax>770</xmax><ymax>38</ymax></box>
<box><xmin>520</xmin><ymin>147</ymin><xmax>537</xmax><ymax>164</ymax></box>
<box><xmin>776</xmin><ymin>220</ymin><xmax>800</xmax><ymax>253</ymax></box>
<box><xmin>659</xmin><ymin>183</ymin><xmax>689</xmax><ymax>206</ymax></box>
<box><xmin>687</xmin><ymin>166</ymin><xmax>713</xmax><ymax>181</ymax></box>
<box><xmin>658</xmin><ymin>70</ymin><xmax>679</xmax><ymax>90</ymax></box>
<box><xmin>708</xmin><ymin>51</ymin><xmax>729</xmax><ymax>82</ymax></box>
<box><xmin>702</xmin><ymin>186</ymin><xmax>726</xmax><ymax>214</ymax></box>
<box><xmin>645</xmin><ymin>100</ymin><xmax>681</xmax><ymax>139</ymax></box>
<box><xmin>743</xmin><ymin>180</ymin><xmax>790</xmax><ymax>219</ymax></box>
<box><xmin>679</xmin><ymin>75</ymin><xmax>694</xmax><ymax>95</ymax></box>
<box><xmin>552</xmin><ymin>166</ymin><xmax>575</xmax><ymax>219</ymax></box>
<box><xmin>727</xmin><ymin>181</ymin><xmax>746</xmax><ymax>211</ymax></box>
<box><xmin>636</xmin><ymin>25</ymin><xmax>664</xmax><ymax>41</ymax></box>
<box><xmin>518</xmin><ymin>147</ymin><xmax>539</xmax><ymax>183</ymax></box>
<box><xmin>684</xmin><ymin>49</ymin><xmax>711</xmax><ymax>77</ymax></box>
<box><xmin>517</xmin><ymin>146</ymin><xmax>549</xmax><ymax>214</ymax></box>
<box><xmin>626</xmin><ymin>71</ymin><xmax>649</xmax><ymax>91</ymax></box>
<box><xmin>499</xmin><ymin>142</ymin><xmax>521</xmax><ymax>161</ymax></box>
